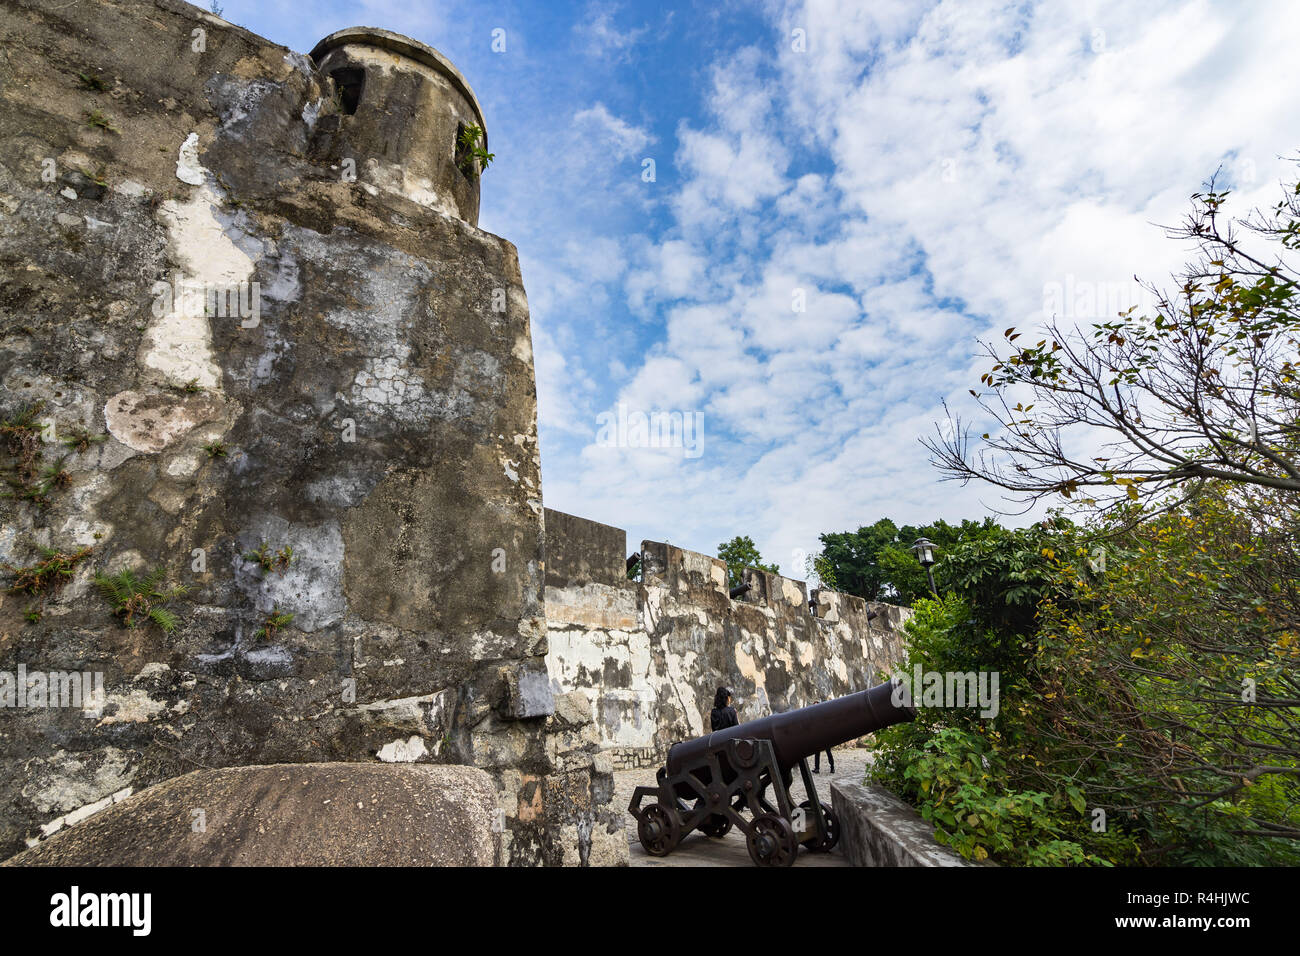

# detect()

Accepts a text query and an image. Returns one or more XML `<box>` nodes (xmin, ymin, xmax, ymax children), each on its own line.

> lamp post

<box><xmin>911</xmin><ymin>537</ymin><xmax>938</xmax><ymax>596</ymax></box>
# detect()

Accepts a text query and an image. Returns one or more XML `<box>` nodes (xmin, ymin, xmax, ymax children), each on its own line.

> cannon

<box><xmin>628</xmin><ymin>681</ymin><xmax>914</xmax><ymax>866</ymax></box>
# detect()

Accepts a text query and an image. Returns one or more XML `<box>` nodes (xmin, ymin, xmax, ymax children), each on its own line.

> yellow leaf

<box><xmin>974</xmin><ymin>846</ymin><xmax>989</xmax><ymax>861</ymax></box>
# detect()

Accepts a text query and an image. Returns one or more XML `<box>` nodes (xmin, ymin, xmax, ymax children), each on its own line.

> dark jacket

<box><xmin>710</xmin><ymin>705</ymin><xmax>739</xmax><ymax>732</ymax></box>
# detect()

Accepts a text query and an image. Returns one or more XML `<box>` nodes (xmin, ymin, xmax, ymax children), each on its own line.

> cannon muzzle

<box><xmin>667</xmin><ymin>680</ymin><xmax>913</xmax><ymax>776</ymax></box>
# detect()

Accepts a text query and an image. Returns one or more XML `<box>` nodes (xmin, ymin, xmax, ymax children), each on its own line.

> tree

<box><xmin>927</xmin><ymin>165</ymin><xmax>1300</xmax><ymax>520</ymax></box>
<box><xmin>817</xmin><ymin>517</ymin><xmax>1004</xmax><ymax>605</ymax></box>
<box><xmin>872</xmin><ymin>503</ymin><xmax>1300</xmax><ymax>865</ymax></box>
<box><xmin>716</xmin><ymin>535</ymin><xmax>779</xmax><ymax>590</ymax></box>
<box><xmin>816</xmin><ymin>519</ymin><xmax>900</xmax><ymax>601</ymax></box>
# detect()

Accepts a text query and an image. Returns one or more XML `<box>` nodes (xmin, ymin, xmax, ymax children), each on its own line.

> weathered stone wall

<box><xmin>543</xmin><ymin>509</ymin><xmax>911</xmax><ymax>769</ymax></box>
<box><xmin>0</xmin><ymin>0</ymin><xmax>622</xmax><ymax>865</ymax></box>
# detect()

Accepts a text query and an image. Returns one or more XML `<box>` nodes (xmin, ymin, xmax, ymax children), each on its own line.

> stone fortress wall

<box><xmin>542</xmin><ymin>509</ymin><xmax>912</xmax><ymax>770</ymax></box>
<box><xmin>0</xmin><ymin>0</ymin><xmax>622</xmax><ymax>866</ymax></box>
<box><xmin>0</xmin><ymin>0</ymin><xmax>910</xmax><ymax>866</ymax></box>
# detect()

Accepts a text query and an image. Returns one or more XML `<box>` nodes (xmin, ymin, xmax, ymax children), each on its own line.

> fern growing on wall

<box><xmin>94</xmin><ymin>567</ymin><xmax>187</xmax><ymax>633</ymax></box>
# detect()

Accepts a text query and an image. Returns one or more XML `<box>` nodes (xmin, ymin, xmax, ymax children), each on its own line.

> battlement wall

<box><xmin>542</xmin><ymin>509</ymin><xmax>911</xmax><ymax>769</ymax></box>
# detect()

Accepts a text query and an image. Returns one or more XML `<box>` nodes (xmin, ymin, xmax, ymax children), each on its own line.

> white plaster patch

<box><xmin>95</xmin><ymin>688</ymin><xmax>168</xmax><ymax>726</ymax></box>
<box><xmin>377</xmin><ymin>736</ymin><xmax>428</xmax><ymax>763</ymax></box>
<box><xmin>112</xmin><ymin>179</ymin><xmax>149</xmax><ymax>198</ymax></box>
<box><xmin>363</xmin><ymin>157</ymin><xmax>459</xmax><ymax>219</ymax></box>
<box><xmin>781</xmin><ymin>576</ymin><xmax>805</xmax><ymax>607</ymax></box>
<box><xmin>233</xmin><ymin>517</ymin><xmax>346</xmax><ymax>631</ymax></box>
<box><xmin>175</xmin><ymin>132</ymin><xmax>205</xmax><ymax>186</ymax></box>
<box><xmin>144</xmin><ymin>182</ymin><xmax>257</xmax><ymax>390</ymax></box>
<box><xmin>165</xmin><ymin>451</ymin><xmax>204</xmax><ymax>478</ymax></box>
<box><xmin>301</xmin><ymin>98</ymin><xmax>323</xmax><ymax>130</ymax></box>
<box><xmin>353</xmin><ymin>355</ymin><xmax>428</xmax><ymax>412</ymax></box>
<box><xmin>102</xmin><ymin>390</ymin><xmax>219</xmax><ymax>453</ymax></box>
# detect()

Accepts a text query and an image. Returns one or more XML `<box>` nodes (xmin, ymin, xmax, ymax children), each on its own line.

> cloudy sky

<box><xmin>221</xmin><ymin>0</ymin><xmax>1299</xmax><ymax>577</ymax></box>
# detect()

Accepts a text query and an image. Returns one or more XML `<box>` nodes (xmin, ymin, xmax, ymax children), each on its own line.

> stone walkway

<box><xmin>612</xmin><ymin>748</ymin><xmax>873</xmax><ymax>867</ymax></box>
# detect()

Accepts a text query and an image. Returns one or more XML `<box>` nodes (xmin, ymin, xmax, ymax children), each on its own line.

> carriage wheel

<box><xmin>800</xmin><ymin>800</ymin><xmax>841</xmax><ymax>852</ymax></box>
<box><xmin>746</xmin><ymin>813</ymin><xmax>798</xmax><ymax>867</ymax></box>
<box><xmin>637</xmin><ymin>803</ymin><xmax>681</xmax><ymax>857</ymax></box>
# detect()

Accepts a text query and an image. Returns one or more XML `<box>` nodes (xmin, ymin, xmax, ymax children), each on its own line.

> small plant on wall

<box><xmin>456</xmin><ymin>123</ymin><xmax>494</xmax><ymax>179</ymax></box>
<box><xmin>94</xmin><ymin>567</ymin><xmax>187</xmax><ymax>633</ymax></box>
<box><xmin>3</xmin><ymin>544</ymin><xmax>93</xmax><ymax>624</ymax></box>
<box><xmin>255</xmin><ymin>608</ymin><xmax>294</xmax><ymax>641</ymax></box>
<box><xmin>242</xmin><ymin>541</ymin><xmax>294</xmax><ymax>575</ymax></box>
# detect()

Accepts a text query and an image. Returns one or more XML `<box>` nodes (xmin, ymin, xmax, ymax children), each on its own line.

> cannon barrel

<box><xmin>667</xmin><ymin>680</ymin><xmax>913</xmax><ymax>776</ymax></box>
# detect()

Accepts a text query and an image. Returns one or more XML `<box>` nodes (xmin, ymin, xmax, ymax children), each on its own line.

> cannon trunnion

<box><xmin>628</xmin><ymin>681</ymin><xmax>914</xmax><ymax>866</ymax></box>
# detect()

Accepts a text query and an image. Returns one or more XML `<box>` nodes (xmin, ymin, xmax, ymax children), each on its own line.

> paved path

<box><xmin>612</xmin><ymin>748</ymin><xmax>873</xmax><ymax>867</ymax></box>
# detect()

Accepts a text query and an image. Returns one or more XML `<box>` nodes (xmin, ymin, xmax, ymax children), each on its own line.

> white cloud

<box><xmin>575</xmin><ymin>4</ymin><xmax>649</xmax><ymax>60</ymax></box>
<box><xmin>572</xmin><ymin>103</ymin><xmax>656</xmax><ymax>160</ymax></box>
<box><xmin>537</xmin><ymin>0</ymin><xmax>1300</xmax><ymax>579</ymax></box>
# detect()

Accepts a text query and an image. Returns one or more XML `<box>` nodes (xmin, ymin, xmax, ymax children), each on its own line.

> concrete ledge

<box><xmin>831</xmin><ymin>779</ymin><xmax>988</xmax><ymax>867</ymax></box>
<box><xmin>4</xmin><ymin>763</ymin><xmax>501</xmax><ymax>867</ymax></box>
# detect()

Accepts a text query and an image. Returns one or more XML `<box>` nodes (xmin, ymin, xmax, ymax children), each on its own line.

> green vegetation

<box><xmin>76</xmin><ymin>71</ymin><xmax>108</xmax><ymax>92</ymax></box>
<box><xmin>927</xmin><ymin>163</ymin><xmax>1300</xmax><ymax>514</ymax></box>
<box><xmin>0</xmin><ymin>405</ymin><xmax>79</xmax><ymax>509</ymax></box>
<box><xmin>94</xmin><ymin>567</ymin><xmax>187</xmax><ymax>633</ymax></box>
<box><xmin>716</xmin><ymin>535</ymin><xmax>779</xmax><ymax>590</ymax></box>
<box><xmin>242</xmin><ymin>542</ymin><xmax>294</xmax><ymax>575</ymax></box>
<box><xmin>61</xmin><ymin>426</ymin><xmax>106</xmax><ymax>453</ymax></box>
<box><xmin>865</xmin><ymin>168</ymin><xmax>1300</xmax><ymax>866</ymax></box>
<box><xmin>255</xmin><ymin>608</ymin><xmax>294</xmax><ymax>641</ymax></box>
<box><xmin>4</xmin><ymin>545</ymin><xmax>92</xmax><ymax>597</ymax></box>
<box><xmin>871</xmin><ymin>502</ymin><xmax>1299</xmax><ymax>866</ymax></box>
<box><xmin>1</xmin><ymin>402</ymin><xmax>45</xmax><ymax>477</ymax></box>
<box><xmin>456</xmin><ymin>124</ymin><xmax>494</xmax><ymax>178</ymax></box>
<box><xmin>817</xmin><ymin>517</ymin><xmax>1004</xmax><ymax>606</ymax></box>
<box><xmin>83</xmin><ymin>110</ymin><xmax>119</xmax><ymax>134</ymax></box>
<box><xmin>3</xmin><ymin>545</ymin><xmax>93</xmax><ymax>626</ymax></box>
<box><xmin>201</xmin><ymin>440</ymin><xmax>228</xmax><ymax>458</ymax></box>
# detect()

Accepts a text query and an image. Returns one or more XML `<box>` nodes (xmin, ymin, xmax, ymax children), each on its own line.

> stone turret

<box><xmin>310</xmin><ymin>28</ymin><xmax>488</xmax><ymax>224</ymax></box>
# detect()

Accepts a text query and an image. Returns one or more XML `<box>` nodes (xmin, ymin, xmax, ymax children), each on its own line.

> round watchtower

<box><xmin>309</xmin><ymin>27</ymin><xmax>488</xmax><ymax>225</ymax></box>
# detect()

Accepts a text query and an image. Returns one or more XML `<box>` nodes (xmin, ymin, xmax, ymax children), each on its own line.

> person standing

<box><xmin>811</xmin><ymin>700</ymin><xmax>835</xmax><ymax>773</ymax></box>
<box><xmin>710</xmin><ymin>686</ymin><xmax>738</xmax><ymax>732</ymax></box>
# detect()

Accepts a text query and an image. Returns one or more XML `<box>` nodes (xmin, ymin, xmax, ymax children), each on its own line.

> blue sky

<box><xmin>214</xmin><ymin>0</ymin><xmax>1300</xmax><ymax>579</ymax></box>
